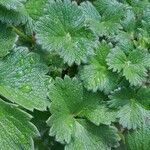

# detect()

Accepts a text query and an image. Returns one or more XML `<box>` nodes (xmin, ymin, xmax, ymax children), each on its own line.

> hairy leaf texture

<box><xmin>80</xmin><ymin>41</ymin><xmax>120</xmax><ymax>93</ymax></box>
<box><xmin>127</xmin><ymin>0</ymin><xmax>150</xmax><ymax>15</ymax></box>
<box><xmin>0</xmin><ymin>99</ymin><xmax>38</xmax><ymax>150</ymax></box>
<box><xmin>125</xmin><ymin>122</ymin><xmax>150</xmax><ymax>150</ymax></box>
<box><xmin>94</xmin><ymin>0</ymin><xmax>125</xmax><ymax>21</ymax></box>
<box><xmin>24</xmin><ymin>0</ymin><xmax>48</xmax><ymax>34</ymax></box>
<box><xmin>47</xmin><ymin>76</ymin><xmax>119</xmax><ymax>149</ymax></box>
<box><xmin>109</xmin><ymin>87</ymin><xmax>150</xmax><ymax>129</ymax></box>
<box><xmin>112</xmin><ymin>31</ymin><xmax>134</xmax><ymax>52</ymax></box>
<box><xmin>0</xmin><ymin>0</ymin><xmax>150</xmax><ymax>149</ymax></box>
<box><xmin>25</xmin><ymin>0</ymin><xmax>47</xmax><ymax>21</ymax></box>
<box><xmin>0</xmin><ymin>6</ymin><xmax>28</xmax><ymax>25</ymax></box>
<box><xmin>121</xmin><ymin>9</ymin><xmax>136</xmax><ymax>32</ymax></box>
<box><xmin>35</xmin><ymin>0</ymin><xmax>97</xmax><ymax>66</ymax></box>
<box><xmin>107</xmin><ymin>48</ymin><xmax>150</xmax><ymax>86</ymax></box>
<box><xmin>0</xmin><ymin>0</ymin><xmax>26</xmax><ymax>11</ymax></box>
<box><xmin>65</xmin><ymin>120</ymin><xmax>119</xmax><ymax>150</ymax></box>
<box><xmin>137</xmin><ymin>21</ymin><xmax>150</xmax><ymax>49</ymax></box>
<box><xmin>80</xmin><ymin>1</ymin><xmax>124</xmax><ymax>36</ymax></box>
<box><xmin>0</xmin><ymin>47</ymin><xmax>50</xmax><ymax>111</ymax></box>
<box><xmin>0</xmin><ymin>22</ymin><xmax>16</xmax><ymax>57</ymax></box>
<box><xmin>136</xmin><ymin>87</ymin><xmax>150</xmax><ymax>109</ymax></box>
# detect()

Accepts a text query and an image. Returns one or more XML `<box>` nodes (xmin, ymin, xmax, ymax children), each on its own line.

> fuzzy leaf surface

<box><xmin>35</xmin><ymin>0</ymin><xmax>97</xmax><ymax>65</ymax></box>
<box><xmin>65</xmin><ymin>120</ymin><xmax>120</xmax><ymax>150</ymax></box>
<box><xmin>80</xmin><ymin>1</ymin><xmax>124</xmax><ymax>36</ymax></box>
<box><xmin>107</xmin><ymin>48</ymin><xmax>150</xmax><ymax>86</ymax></box>
<box><xmin>0</xmin><ymin>6</ymin><xmax>28</xmax><ymax>25</ymax></box>
<box><xmin>0</xmin><ymin>22</ymin><xmax>16</xmax><ymax>57</ymax></box>
<box><xmin>0</xmin><ymin>99</ymin><xmax>38</xmax><ymax>150</ymax></box>
<box><xmin>47</xmin><ymin>76</ymin><xmax>119</xmax><ymax>149</ymax></box>
<box><xmin>109</xmin><ymin>87</ymin><xmax>150</xmax><ymax>129</ymax></box>
<box><xmin>80</xmin><ymin>41</ymin><xmax>120</xmax><ymax>93</ymax></box>
<box><xmin>0</xmin><ymin>47</ymin><xmax>50</xmax><ymax>111</ymax></box>
<box><xmin>126</xmin><ymin>123</ymin><xmax>150</xmax><ymax>150</ymax></box>
<box><xmin>0</xmin><ymin>0</ymin><xmax>26</xmax><ymax>11</ymax></box>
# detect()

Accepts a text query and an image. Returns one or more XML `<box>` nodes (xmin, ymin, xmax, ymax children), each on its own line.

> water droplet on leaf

<box><xmin>16</xmin><ymin>71</ymin><xmax>24</xmax><ymax>78</ymax></box>
<box><xmin>20</xmin><ymin>85</ymin><xmax>32</xmax><ymax>93</ymax></box>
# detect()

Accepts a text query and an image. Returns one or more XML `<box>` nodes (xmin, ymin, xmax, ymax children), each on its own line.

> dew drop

<box><xmin>20</xmin><ymin>85</ymin><xmax>32</xmax><ymax>93</ymax></box>
<box><xmin>16</xmin><ymin>71</ymin><xmax>24</xmax><ymax>78</ymax></box>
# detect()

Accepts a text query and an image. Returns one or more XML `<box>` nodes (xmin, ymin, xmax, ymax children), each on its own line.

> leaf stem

<box><xmin>10</xmin><ymin>25</ymin><xmax>35</xmax><ymax>44</ymax></box>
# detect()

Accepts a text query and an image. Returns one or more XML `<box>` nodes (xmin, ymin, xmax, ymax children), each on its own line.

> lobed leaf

<box><xmin>107</xmin><ymin>48</ymin><xmax>150</xmax><ymax>86</ymax></box>
<box><xmin>35</xmin><ymin>0</ymin><xmax>97</xmax><ymax>65</ymax></box>
<box><xmin>80</xmin><ymin>41</ymin><xmax>120</xmax><ymax>93</ymax></box>
<box><xmin>109</xmin><ymin>87</ymin><xmax>150</xmax><ymax>129</ymax></box>
<box><xmin>47</xmin><ymin>76</ymin><xmax>119</xmax><ymax>149</ymax></box>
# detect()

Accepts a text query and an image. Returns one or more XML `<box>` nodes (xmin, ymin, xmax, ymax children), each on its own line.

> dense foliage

<box><xmin>0</xmin><ymin>0</ymin><xmax>150</xmax><ymax>149</ymax></box>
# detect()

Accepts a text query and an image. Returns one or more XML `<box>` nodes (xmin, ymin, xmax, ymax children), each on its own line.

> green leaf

<box><xmin>0</xmin><ymin>22</ymin><xmax>16</xmax><ymax>57</ymax></box>
<box><xmin>0</xmin><ymin>6</ymin><xmax>28</xmax><ymax>25</ymax></box>
<box><xmin>25</xmin><ymin>0</ymin><xmax>47</xmax><ymax>21</ymax></box>
<box><xmin>137</xmin><ymin>21</ymin><xmax>150</xmax><ymax>49</ymax></box>
<box><xmin>128</xmin><ymin>0</ymin><xmax>150</xmax><ymax>15</ymax></box>
<box><xmin>121</xmin><ymin>9</ymin><xmax>136</xmax><ymax>32</ymax></box>
<box><xmin>136</xmin><ymin>87</ymin><xmax>150</xmax><ymax>109</ymax></box>
<box><xmin>80</xmin><ymin>41</ymin><xmax>120</xmax><ymax>93</ymax></box>
<box><xmin>35</xmin><ymin>0</ymin><xmax>97</xmax><ymax>66</ymax></box>
<box><xmin>107</xmin><ymin>48</ymin><xmax>150</xmax><ymax>86</ymax></box>
<box><xmin>93</xmin><ymin>0</ymin><xmax>125</xmax><ymax>21</ymax></box>
<box><xmin>0</xmin><ymin>0</ymin><xmax>26</xmax><ymax>11</ymax></box>
<box><xmin>0</xmin><ymin>47</ymin><xmax>50</xmax><ymax>111</ymax></box>
<box><xmin>65</xmin><ymin>120</ymin><xmax>120</xmax><ymax>150</ymax></box>
<box><xmin>79</xmin><ymin>90</ymin><xmax>116</xmax><ymax>126</ymax></box>
<box><xmin>47</xmin><ymin>76</ymin><xmax>119</xmax><ymax>149</ymax></box>
<box><xmin>112</xmin><ymin>31</ymin><xmax>134</xmax><ymax>52</ymax></box>
<box><xmin>117</xmin><ymin>102</ymin><xmax>150</xmax><ymax>129</ymax></box>
<box><xmin>80</xmin><ymin>1</ymin><xmax>104</xmax><ymax>36</ymax></box>
<box><xmin>81</xmin><ymin>103</ymin><xmax>117</xmax><ymax>126</ymax></box>
<box><xmin>24</xmin><ymin>0</ymin><xmax>48</xmax><ymax>34</ymax></box>
<box><xmin>80</xmin><ymin>1</ymin><xmax>123</xmax><ymax>36</ymax></box>
<box><xmin>109</xmin><ymin>87</ymin><xmax>150</xmax><ymax>129</ymax></box>
<box><xmin>0</xmin><ymin>98</ymin><xmax>38</xmax><ymax>150</ymax></box>
<box><xmin>125</xmin><ymin>123</ymin><xmax>150</xmax><ymax>150</ymax></box>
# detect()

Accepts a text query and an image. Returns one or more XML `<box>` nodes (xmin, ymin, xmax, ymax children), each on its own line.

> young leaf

<box><xmin>80</xmin><ymin>41</ymin><xmax>120</xmax><ymax>93</ymax></box>
<box><xmin>0</xmin><ymin>22</ymin><xmax>16</xmax><ymax>57</ymax></box>
<box><xmin>35</xmin><ymin>0</ymin><xmax>97</xmax><ymax>66</ymax></box>
<box><xmin>0</xmin><ymin>98</ymin><xmax>39</xmax><ymax>150</ymax></box>
<box><xmin>0</xmin><ymin>47</ymin><xmax>50</xmax><ymax>111</ymax></box>
<box><xmin>107</xmin><ymin>48</ymin><xmax>150</xmax><ymax>86</ymax></box>
<box><xmin>47</xmin><ymin>76</ymin><xmax>119</xmax><ymax>149</ymax></box>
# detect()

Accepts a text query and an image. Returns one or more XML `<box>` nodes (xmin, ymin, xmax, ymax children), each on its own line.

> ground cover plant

<box><xmin>0</xmin><ymin>0</ymin><xmax>150</xmax><ymax>149</ymax></box>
